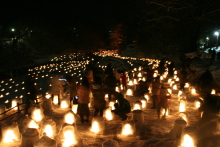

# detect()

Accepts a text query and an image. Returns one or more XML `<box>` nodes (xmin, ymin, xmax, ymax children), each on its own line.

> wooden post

<box><xmin>17</xmin><ymin>102</ymin><xmax>20</xmax><ymax>113</ymax></box>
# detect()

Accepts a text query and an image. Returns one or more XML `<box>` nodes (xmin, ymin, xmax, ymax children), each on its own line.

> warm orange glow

<box><xmin>173</xmin><ymin>84</ymin><xmax>177</xmax><ymax>90</ymax></box>
<box><xmin>32</xmin><ymin>109</ymin><xmax>43</xmax><ymax>122</ymax></box>
<box><xmin>104</xmin><ymin>108</ymin><xmax>113</xmax><ymax>120</ymax></box>
<box><xmin>122</xmin><ymin>124</ymin><xmax>133</xmax><ymax>135</ymax></box>
<box><xmin>115</xmin><ymin>86</ymin><xmax>119</xmax><ymax>92</ymax></box>
<box><xmin>137</xmin><ymin>72</ymin><xmax>142</xmax><ymax>77</ymax></box>
<box><xmin>167</xmin><ymin>78</ymin><xmax>172</xmax><ymax>83</ymax></box>
<box><xmin>153</xmin><ymin>72</ymin><xmax>157</xmax><ymax>77</ymax></box>
<box><xmin>178</xmin><ymin>90</ymin><xmax>183</xmax><ymax>96</ymax></box>
<box><xmin>179</xmin><ymin>100</ymin><xmax>186</xmax><ymax>112</ymax></box>
<box><xmin>128</xmin><ymin>80</ymin><xmax>133</xmax><ymax>86</ymax></box>
<box><xmin>191</xmin><ymin>88</ymin><xmax>196</xmax><ymax>94</ymax></box>
<box><xmin>29</xmin><ymin>120</ymin><xmax>39</xmax><ymax>128</ymax></box>
<box><xmin>133</xmin><ymin>103</ymin><xmax>141</xmax><ymax>110</ymax></box>
<box><xmin>144</xmin><ymin>94</ymin><xmax>149</xmax><ymax>101</ymax></box>
<box><xmin>64</xmin><ymin>112</ymin><xmax>75</xmax><ymax>124</ymax></box>
<box><xmin>185</xmin><ymin>83</ymin><xmax>189</xmax><ymax>88</ymax></box>
<box><xmin>43</xmin><ymin>125</ymin><xmax>53</xmax><ymax>138</ymax></box>
<box><xmin>62</xmin><ymin>129</ymin><xmax>77</xmax><ymax>146</ymax></box>
<box><xmin>140</xmin><ymin>100</ymin><xmax>147</xmax><ymax>108</ymax></box>
<box><xmin>211</xmin><ymin>89</ymin><xmax>216</xmax><ymax>95</ymax></box>
<box><xmin>72</xmin><ymin>104</ymin><xmax>78</xmax><ymax>114</ymax></box>
<box><xmin>3</xmin><ymin>130</ymin><xmax>18</xmax><ymax>142</ymax></box>
<box><xmin>90</xmin><ymin>121</ymin><xmax>99</xmax><ymax>133</ymax></box>
<box><xmin>181</xmin><ymin>134</ymin><xmax>194</xmax><ymax>147</ymax></box>
<box><xmin>133</xmin><ymin>79</ymin><xmax>138</xmax><ymax>85</ymax></box>
<box><xmin>126</xmin><ymin>89</ymin><xmax>133</xmax><ymax>96</ymax></box>
<box><xmin>11</xmin><ymin>100</ymin><xmax>18</xmax><ymax>110</ymax></box>
<box><xmin>109</xmin><ymin>101</ymin><xmax>115</xmax><ymax>110</ymax></box>
<box><xmin>60</xmin><ymin>100</ymin><xmax>68</xmax><ymax>108</ymax></box>
<box><xmin>168</xmin><ymin>88</ymin><xmax>172</xmax><ymax>94</ymax></box>
<box><xmin>194</xmin><ymin>101</ymin><xmax>201</xmax><ymax>108</ymax></box>
<box><xmin>53</xmin><ymin>95</ymin><xmax>59</xmax><ymax>104</ymax></box>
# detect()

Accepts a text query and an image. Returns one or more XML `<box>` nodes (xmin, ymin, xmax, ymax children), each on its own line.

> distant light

<box><xmin>11</xmin><ymin>28</ymin><xmax>15</xmax><ymax>32</ymax></box>
<box><xmin>206</xmin><ymin>37</ymin><xmax>209</xmax><ymax>40</ymax></box>
<box><xmin>214</xmin><ymin>31</ymin><xmax>219</xmax><ymax>36</ymax></box>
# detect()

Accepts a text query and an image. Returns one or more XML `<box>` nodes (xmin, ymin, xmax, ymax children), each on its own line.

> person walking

<box><xmin>104</xmin><ymin>72</ymin><xmax>117</xmax><ymax>100</ymax></box>
<box><xmin>24</xmin><ymin>76</ymin><xmax>39</xmax><ymax>115</ymax></box>
<box><xmin>199</xmin><ymin>69</ymin><xmax>214</xmax><ymax>101</ymax></box>
<box><xmin>65</xmin><ymin>75</ymin><xmax>77</xmax><ymax>108</ymax></box>
<box><xmin>151</xmin><ymin>76</ymin><xmax>162</xmax><ymax>109</ymax></box>
<box><xmin>157</xmin><ymin>84</ymin><xmax>169</xmax><ymax>119</ymax></box>
<box><xmin>77</xmin><ymin>77</ymin><xmax>91</xmax><ymax>123</ymax></box>
<box><xmin>120</xmin><ymin>73</ymin><xmax>127</xmax><ymax>92</ymax></box>
<box><xmin>91</xmin><ymin>76</ymin><xmax>106</xmax><ymax>117</ymax></box>
<box><xmin>179</xmin><ymin>67</ymin><xmax>188</xmax><ymax>91</ymax></box>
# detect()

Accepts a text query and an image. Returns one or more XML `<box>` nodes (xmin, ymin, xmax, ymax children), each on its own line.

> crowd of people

<box><xmin>24</xmin><ymin>58</ymin><xmax>219</xmax><ymax>124</ymax></box>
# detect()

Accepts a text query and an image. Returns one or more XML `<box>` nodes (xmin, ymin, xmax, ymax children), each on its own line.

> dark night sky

<box><xmin>0</xmin><ymin>0</ymin><xmax>126</xmax><ymax>27</ymax></box>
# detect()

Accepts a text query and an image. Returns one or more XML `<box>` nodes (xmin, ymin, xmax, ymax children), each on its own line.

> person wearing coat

<box><xmin>104</xmin><ymin>72</ymin><xmax>117</xmax><ymax>101</ymax></box>
<box><xmin>91</xmin><ymin>76</ymin><xmax>106</xmax><ymax>117</ymax></box>
<box><xmin>120</xmin><ymin>73</ymin><xmax>127</xmax><ymax>92</ymax></box>
<box><xmin>112</xmin><ymin>92</ymin><xmax>131</xmax><ymax>121</ymax></box>
<box><xmin>179</xmin><ymin>67</ymin><xmax>188</xmax><ymax>91</ymax></box>
<box><xmin>77</xmin><ymin>77</ymin><xmax>91</xmax><ymax>123</ymax></box>
<box><xmin>65</xmin><ymin>75</ymin><xmax>77</xmax><ymax>108</ymax></box>
<box><xmin>157</xmin><ymin>84</ymin><xmax>169</xmax><ymax>119</ymax></box>
<box><xmin>151</xmin><ymin>76</ymin><xmax>162</xmax><ymax>109</ymax></box>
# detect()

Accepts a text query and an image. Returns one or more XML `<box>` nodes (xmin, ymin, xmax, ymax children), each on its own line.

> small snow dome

<box><xmin>102</xmin><ymin>139</ymin><xmax>119</xmax><ymax>147</ymax></box>
<box><xmin>34</xmin><ymin>133</ymin><xmax>57</xmax><ymax>147</ymax></box>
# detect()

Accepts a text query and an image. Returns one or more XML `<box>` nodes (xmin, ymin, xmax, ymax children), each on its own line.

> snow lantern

<box><xmin>72</xmin><ymin>104</ymin><xmax>78</xmax><ymax>114</ymax></box>
<box><xmin>144</xmin><ymin>93</ymin><xmax>149</xmax><ymax>101</ymax></box>
<box><xmin>121</xmin><ymin>120</ymin><xmax>135</xmax><ymax>136</ymax></box>
<box><xmin>153</xmin><ymin>72</ymin><xmax>157</xmax><ymax>78</ymax></box>
<box><xmin>109</xmin><ymin>100</ymin><xmax>116</xmax><ymax>110</ymax></box>
<box><xmin>179</xmin><ymin>112</ymin><xmax>189</xmax><ymax>123</ymax></box>
<box><xmin>172</xmin><ymin>84</ymin><xmax>178</xmax><ymax>94</ymax></box>
<box><xmin>167</xmin><ymin>78</ymin><xmax>172</xmax><ymax>84</ymax></box>
<box><xmin>21</xmin><ymin>128</ymin><xmax>39</xmax><ymax>147</ymax></box>
<box><xmin>45</xmin><ymin>93</ymin><xmax>52</xmax><ymax>99</ymax></box>
<box><xmin>184</xmin><ymin>82</ymin><xmax>190</xmax><ymax>88</ymax></box>
<box><xmin>137</xmin><ymin>72</ymin><xmax>142</xmax><ymax>78</ymax></box>
<box><xmin>34</xmin><ymin>133</ymin><xmax>57</xmax><ymax>147</ymax></box>
<box><xmin>173</xmin><ymin>118</ymin><xmax>187</xmax><ymax>138</ymax></box>
<box><xmin>64</xmin><ymin>110</ymin><xmax>76</xmax><ymax>124</ymax></box>
<box><xmin>102</xmin><ymin>139</ymin><xmax>119</xmax><ymax>147</ymax></box>
<box><xmin>1</xmin><ymin>121</ymin><xmax>20</xmax><ymax>143</ymax></box>
<box><xmin>41</xmin><ymin>119</ymin><xmax>56</xmax><ymax>138</ymax></box>
<box><xmin>190</xmin><ymin>87</ymin><xmax>197</xmax><ymax>95</ymax></box>
<box><xmin>179</xmin><ymin>99</ymin><xmax>187</xmax><ymax>112</ymax></box>
<box><xmin>133</xmin><ymin>101</ymin><xmax>142</xmax><ymax>111</ymax></box>
<box><xmin>178</xmin><ymin>90</ymin><xmax>183</xmax><ymax>97</ymax></box>
<box><xmin>139</xmin><ymin>97</ymin><xmax>147</xmax><ymax>109</ymax></box>
<box><xmin>126</xmin><ymin>88</ymin><xmax>133</xmax><ymax>96</ymax></box>
<box><xmin>0</xmin><ymin>104</ymin><xmax>6</xmax><ymax>119</ymax></box>
<box><xmin>90</xmin><ymin>116</ymin><xmax>105</xmax><ymax>134</ymax></box>
<box><xmin>133</xmin><ymin>78</ymin><xmax>138</xmax><ymax>85</ymax></box>
<box><xmin>132</xmin><ymin>110</ymin><xmax>144</xmax><ymax>124</ymax></box>
<box><xmin>60</xmin><ymin>98</ymin><xmax>69</xmax><ymax>109</ymax></box>
<box><xmin>180</xmin><ymin>126</ymin><xmax>198</xmax><ymax>147</ymax></box>
<box><xmin>115</xmin><ymin>86</ymin><xmax>120</xmax><ymax>92</ymax></box>
<box><xmin>29</xmin><ymin>119</ymin><xmax>39</xmax><ymax>129</ymax></box>
<box><xmin>127</xmin><ymin>80</ymin><xmax>133</xmax><ymax>86</ymax></box>
<box><xmin>53</xmin><ymin>94</ymin><xmax>59</xmax><ymax>105</ymax></box>
<box><xmin>60</xmin><ymin>124</ymin><xmax>78</xmax><ymax>147</ymax></box>
<box><xmin>104</xmin><ymin>108</ymin><xmax>114</xmax><ymax>121</ymax></box>
<box><xmin>11</xmin><ymin>98</ymin><xmax>22</xmax><ymax>110</ymax></box>
<box><xmin>211</xmin><ymin>89</ymin><xmax>216</xmax><ymax>95</ymax></box>
<box><xmin>194</xmin><ymin>98</ymin><xmax>203</xmax><ymax>108</ymax></box>
<box><xmin>31</xmin><ymin>107</ymin><xmax>44</xmax><ymax>123</ymax></box>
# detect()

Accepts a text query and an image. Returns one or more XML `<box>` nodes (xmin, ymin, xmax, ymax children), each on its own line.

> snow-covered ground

<box><xmin>0</xmin><ymin>49</ymin><xmax>220</xmax><ymax>147</ymax></box>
